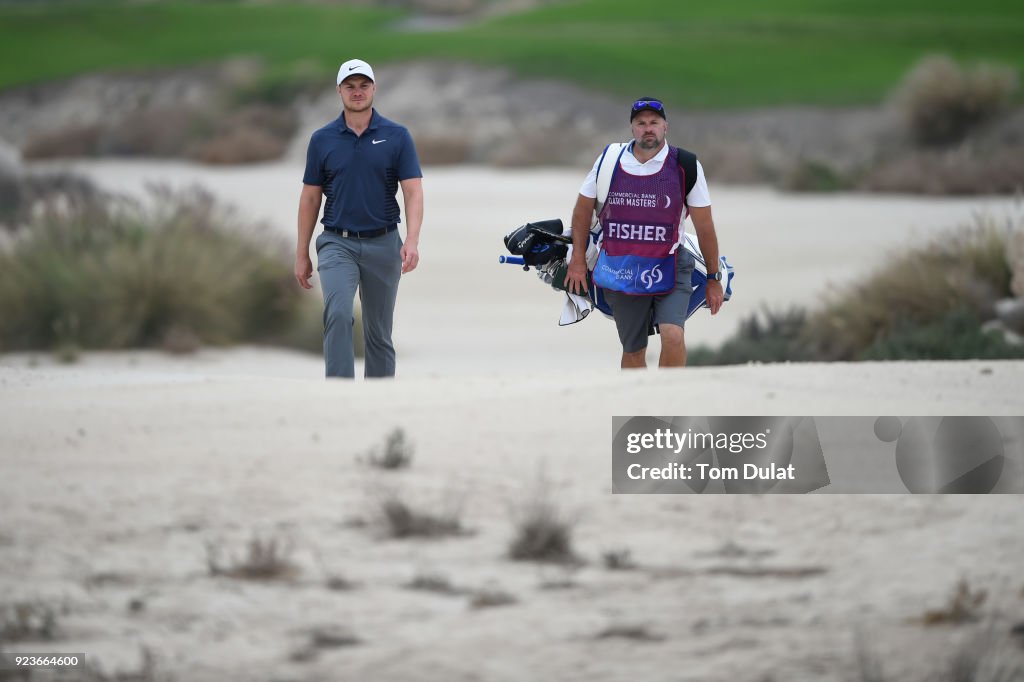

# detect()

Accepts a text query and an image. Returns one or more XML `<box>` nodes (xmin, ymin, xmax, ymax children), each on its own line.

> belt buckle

<box><xmin>341</xmin><ymin>229</ymin><xmax>351</xmax><ymax>238</ymax></box>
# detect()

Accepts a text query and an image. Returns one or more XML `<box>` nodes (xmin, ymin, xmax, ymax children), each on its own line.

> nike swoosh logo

<box><xmin>349</xmin><ymin>66</ymin><xmax>359</xmax><ymax>71</ymax></box>
<box><xmin>372</xmin><ymin>139</ymin><xmax>386</xmax><ymax>145</ymax></box>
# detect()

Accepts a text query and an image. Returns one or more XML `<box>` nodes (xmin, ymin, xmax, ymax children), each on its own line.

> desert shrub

<box><xmin>205</xmin><ymin>532</ymin><xmax>299</xmax><ymax>581</ymax></box>
<box><xmin>781</xmin><ymin>158</ymin><xmax>851</xmax><ymax>192</ymax></box>
<box><xmin>468</xmin><ymin>587</ymin><xmax>517</xmax><ymax>609</ymax></box>
<box><xmin>507</xmin><ymin>474</ymin><xmax>577</xmax><ymax>564</ymax></box>
<box><xmin>22</xmin><ymin>103</ymin><xmax>295</xmax><ymax>165</ymax></box>
<box><xmin>378</xmin><ymin>494</ymin><xmax>464</xmax><ymax>539</ymax></box>
<box><xmin>191</xmin><ymin>126</ymin><xmax>289</xmax><ymax>165</ymax></box>
<box><xmin>804</xmin><ymin>221</ymin><xmax>1016</xmax><ymax>361</ymax></box>
<box><xmin>189</xmin><ymin>105</ymin><xmax>297</xmax><ymax>165</ymax></box>
<box><xmin>689</xmin><ymin>306</ymin><xmax>814</xmax><ymax>365</ymax></box>
<box><xmin>0</xmin><ymin>599</ymin><xmax>61</xmax><ymax>641</ymax></box>
<box><xmin>861</xmin><ymin>308</ymin><xmax>1024</xmax><ymax>361</ymax></box>
<box><xmin>102</xmin><ymin>107</ymin><xmax>211</xmax><ymax>158</ymax></box>
<box><xmin>921</xmin><ymin>579</ymin><xmax>988</xmax><ymax>626</ymax></box>
<box><xmin>1009</xmin><ymin>229</ymin><xmax>1024</xmax><ymax>300</ymax></box>
<box><xmin>0</xmin><ymin>185</ymin><xmax>320</xmax><ymax>354</ymax></box>
<box><xmin>601</xmin><ymin>548</ymin><xmax>637</xmax><ymax>571</ymax></box>
<box><xmin>364</xmin><ymin>427</ymin><xmax>414</xmax><ymax>470</ymax></box>
<box><xmin>404</xmin><ymin>572</ymin><xmax>463</xmax><ymax>595</ymax></box>
<box><xmin>0</xmin><ymin>166</ymin><xmax>101</xmax><ymax>228</ymax></box>
<box><xmin>413</xmin><ymin>134</ymin><xmax>475</xmax><ymax>165</ymax></box>
<box><xmin>230</xmin><ymin>60</ymin><xmax>326</xmax><ymax>107</ymax></box>
<box><xmin>21</xmin><ymin>124</ymin><xmax>105</xmax><ymax>160</ymax></box>
<box><xmin>692</xmin><ymin>216</ymin><xmax>1022</xmax><ymax>364</ymax></box>
<box><xmin>862</xmin><ymin>144</ymin><xmax>1024</xmax><ymax>196</ymax></box>
<box><xmin>594</xmin><ymin>624</ymin><xmax>666</xmax><ymax>642</ymax></box>
<box><xmin>893</xmin><ymin>55</ymin><xmax>1018</xmax><ymax>146</ymax></box>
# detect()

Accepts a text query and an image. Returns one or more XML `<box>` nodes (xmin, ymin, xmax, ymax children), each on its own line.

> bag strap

<box><xmin>594</xmin><ymin>142</ymin><xmax>629</xmax><ymax>216</ymax></box>
<box><xmin>673</xmin><ymin>146</ymin><xmax>698</xmax><ymax>207</ymax></box>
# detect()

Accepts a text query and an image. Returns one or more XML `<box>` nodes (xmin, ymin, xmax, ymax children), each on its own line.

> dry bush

<box><xmin>688</xmin><ymin>306</ymin><xmax>813</xmax><ymax>366</ymax></box>
<box><xmin>601</xmin><ymin>548</ymin><xmax>637</xmax><ymax>571</ymax></box>
<box><xmin>289</xmin><ymin>625</ymin><xmax>361</xmax><ymax>663</ymax></box>
<box><xmin>378</xmin><ymin>493</ymin><xmax>464</xmax><ymax>539</ymax></box>
<box><xmin>781</xmin><ymin>158</ymin><xmax>850</xmax><ymax>192</ymax></box>
<box><xmin>594</xmin><ymin>624</ymin><xmax>666</xmax><ymax>642</ymax></box>
<box><xmin>863</xmin><ymin>146</ymin><xmax>1024</xmax><ymax>195</ymax></box>
<box><xmin>805</xmin><ymin>219</ymin><xmax>1016</xmax><ymax>360</ymax></box>
<box><xmin>22</xmin><ymin>101</ymin><xmax>295</xmax><ymax>165</ymax></box>
<box><xmin>0</xmin><ymin>600</ymin><xmax>61</xmax><ymax>641</ymax></box>
<box><xmin>0</xmin><ymin>185</ymin><xmax>316</xmax><ymax>354</ymax></box>
<box><xmin>224</xmin><ymin>104</ymin><xmax>298</xmax><ymax>139</ymax></box>
<box><xmin>102</xmin><ymin>107</ymin><xmax>210</xmax><ymax>157</ymax></box>
<box><xmin>21</xmin><ymin>124</ymin><xmax>104</xmax><ymax>159</ymax></box>
<box><xmin>364</xmin><ymin>428</ymin><xmax>414</xmax><ymax>470</ymax></box>
<box><xmin>205</xmin><ymin>532</ymin><xmax>299</xmax><ymax>581</ymax></box>
<box><xmin>1009</xmin><ymin>230</ymin><xmax>1024</xmax><ymax>300</ymax></box>
<box><xmin>305</xmin><ymin>625</ymin><xmax>360</xmax><ymax>649</ymax></box>
<box><xmin>921</xmin><ymin>579</ymin><xmax>988</xmax><ymax>626</ymax></box>
<box><xmin>404</xmin><ymin>572</ymin><xmax>464</xmax><ymax>595</ymax></box>
<box><xmin>0</xmin><ymin>166</ymin><xmax>102</xmax><ymax>229</ymax></box>
<box><xmin>413</xmin><ymin>134</ymin><xmax>474</xmax><ymax>165</ymax></box>
<box><xmin>893</xmin><ymin>55</ymin><xmax>1018</xmax><ymax>146</ymax></box>
<box><xmin>190</xmin><ymin>126</ymin><xmax>289</xmax><ymax>165</ymax></box>
<box><xmin>468</xmin><ymin>587</ymin><xmax>517</xmax><ymax>609</ymax></box>
<box><xmin>325</xmin><ymin>575</ymin><xmax>358</xmax><ymax>591</ymax></box>
<box><xmin>230</xmin><ymin>59</ymin><xmax>325</xmax><ymax>107</ymax></box>
<box><xmin>507</xmin><ymin>473</ymin><xmax>578</xmax><ymax>564</ymax></box>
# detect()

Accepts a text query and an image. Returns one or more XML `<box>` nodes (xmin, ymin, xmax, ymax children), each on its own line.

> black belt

<box><xmin>325</xmin><ymin>225</ymin><xmax>397</xmax><ymax>239</ymax></box>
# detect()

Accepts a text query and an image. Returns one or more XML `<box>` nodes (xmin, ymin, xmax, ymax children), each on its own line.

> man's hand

<box><xmin>705</xmin><ymin>280</ymin><xmax>724</xmax><ymax>314</ymax></box>
<box><xmin>401</xmin><ymin>241</ymin><xmax>419</xmax><ymax>274</ymax></box>
<box><xmin>564</xmin><ymin>255</ymin><xmax>589</xmax><ymax>295</ymax></box>
<box><xmin>295</xmin><ymin>253</ymin><xmax>313</xmax><ymax>290</ymax></box>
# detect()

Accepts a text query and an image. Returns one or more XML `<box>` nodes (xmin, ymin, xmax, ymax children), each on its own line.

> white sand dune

<box><xmin>3</xmin><ymin>161</ymin><xmax>1023</xmax><ymax>681</ymax></box>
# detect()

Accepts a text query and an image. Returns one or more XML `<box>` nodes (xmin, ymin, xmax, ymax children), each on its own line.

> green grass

<box><xmin>0</xmin><ymin>0</ymin><xmax>1022</xmax><ymax>107</ymax></box>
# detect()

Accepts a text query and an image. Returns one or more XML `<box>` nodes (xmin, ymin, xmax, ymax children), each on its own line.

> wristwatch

<box><xmin>707</xmin><ymin>271</ymin><xmax>722</xmax><ymax>282</ymax></box>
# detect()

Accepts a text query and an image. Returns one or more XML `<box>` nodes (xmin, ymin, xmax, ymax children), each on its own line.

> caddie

<box><xmin>564</xmin><ymin>97</ymin><xmax>723</xmax><ymax>368</ymax></box>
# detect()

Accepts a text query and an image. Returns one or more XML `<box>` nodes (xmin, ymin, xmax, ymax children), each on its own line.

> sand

<box><xmin>2</xmin><ymin>160</ymin><xmax>1023</xmax><ymax>681</ymax></box>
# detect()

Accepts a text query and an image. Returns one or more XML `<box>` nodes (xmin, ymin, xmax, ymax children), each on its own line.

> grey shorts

<box><xmin>603</xmin><ymin>251</ymin><xmax>695</xmax><ymax>353</ymax></box>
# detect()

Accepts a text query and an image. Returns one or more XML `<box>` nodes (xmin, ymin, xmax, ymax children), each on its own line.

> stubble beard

<box><xmin>637</xmin><ymin>135</ymin><xmax>662</xmax><ymax>151</ymax></box>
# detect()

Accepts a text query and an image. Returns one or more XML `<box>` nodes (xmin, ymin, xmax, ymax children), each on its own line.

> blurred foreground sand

<box><xmin>2</xmin><ymin>162</ymin><xmax>1022</xmax><ymax>681</ymax></box>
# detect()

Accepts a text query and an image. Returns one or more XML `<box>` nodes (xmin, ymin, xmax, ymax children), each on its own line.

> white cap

<box><xmin>337</xmin><ymin>59</ymin><xmax>375</xmax><ymax>85</ymax></box>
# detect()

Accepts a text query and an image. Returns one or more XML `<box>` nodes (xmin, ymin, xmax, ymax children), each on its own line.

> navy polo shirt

<box><xmin>303</xmin><ymin>109</ymin><xmax>422</xmax><ymax>232</ymax></box>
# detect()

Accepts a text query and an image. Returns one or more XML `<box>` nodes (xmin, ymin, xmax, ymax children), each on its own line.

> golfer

<box><xmin>295</xmin><ymin>58</ymin><xmax>423</xmax><ymax>379</ymax></box>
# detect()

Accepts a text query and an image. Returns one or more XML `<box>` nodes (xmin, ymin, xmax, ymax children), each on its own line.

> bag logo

<box><xmin>640</xmin><ymin>265</ymin><xmax>663</xmax><ymax>289</ymax></box>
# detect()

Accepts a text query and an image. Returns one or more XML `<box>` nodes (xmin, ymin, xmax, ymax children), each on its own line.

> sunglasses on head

<box><xmin>632</xmin><ymin>100</ymin><xmax>664</xmax><ymax>111</ymax></box>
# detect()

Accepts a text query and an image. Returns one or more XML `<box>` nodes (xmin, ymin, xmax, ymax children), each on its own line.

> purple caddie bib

<box><xmin>593</xmin><ymin>145</ymin><xmax>686</xmax><ymax>295</ymax></box>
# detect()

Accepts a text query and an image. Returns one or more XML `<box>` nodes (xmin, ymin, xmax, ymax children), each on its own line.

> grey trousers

<box><xmin>316</xmin><ymin>229</ymin><xmax>402</xmax><ymax>379</ymax></box>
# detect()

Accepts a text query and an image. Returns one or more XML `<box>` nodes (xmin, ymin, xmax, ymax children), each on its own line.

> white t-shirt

<box><xmin>578</xmin><ymin>142</ymin><xmax>712</xmax><ymax>208</ymax></box>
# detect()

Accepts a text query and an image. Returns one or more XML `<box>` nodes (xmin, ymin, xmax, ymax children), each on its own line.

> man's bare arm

<box><xmin>690</xmin><ymin>205</ymin><xmax>723</xmax><ymax>314</ymax></box>
<box><xmin>399</xmin><ymin>177</ymin><xmax>423</xmax><ymax>274</ymax></box>
<box><xmin>295</xmin><ymin>184</ymin><xmax>323</xmax><ymax>289</ymax></box>
<box><xmin>564</xmin><ymin>194</ymin><xmax>596</xmax><ymax>295</ymax></box>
